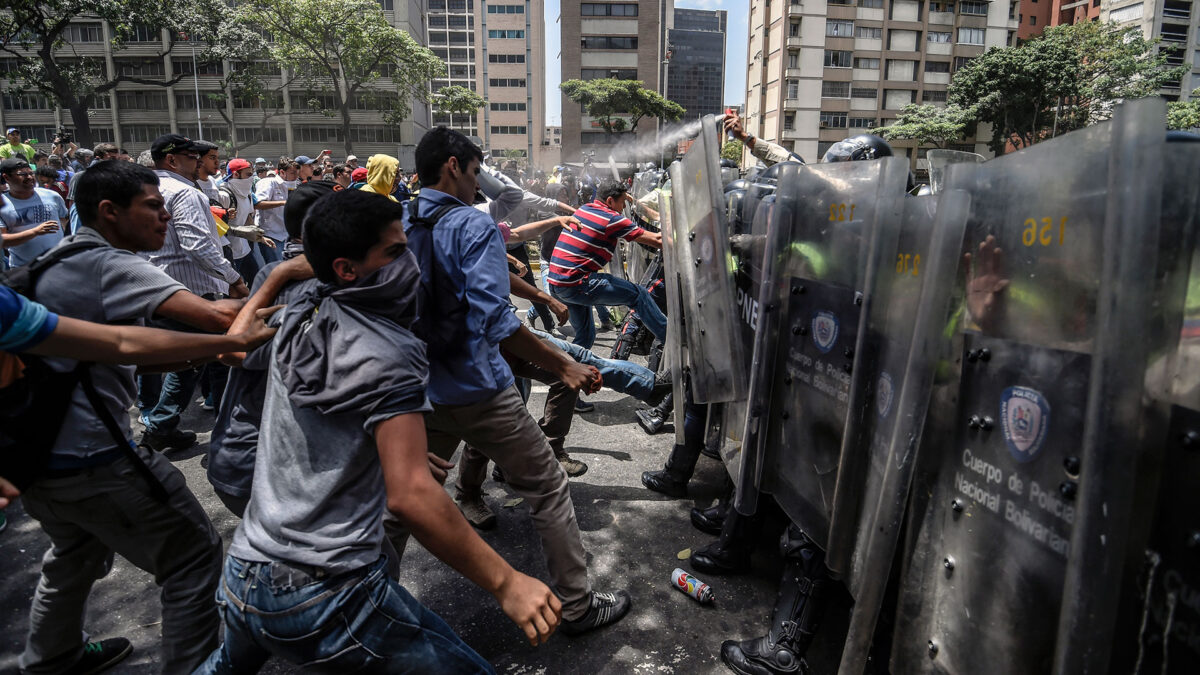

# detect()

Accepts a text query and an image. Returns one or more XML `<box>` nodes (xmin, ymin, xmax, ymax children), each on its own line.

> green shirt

<box><xmin>0</xmin><ymin>141</ymin><xmax>34</xmax><ymax>162</ymax></box>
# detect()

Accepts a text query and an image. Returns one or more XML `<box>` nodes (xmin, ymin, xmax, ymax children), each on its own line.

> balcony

<box><xmin>781</xmin><ymin>128</ymin><xmax>804</xmax><ymax>140</ymax></box>
<box><xmin>928</xmin><ymin>11</ymin><xmax>955</xmax><ymax>24</ymax></box>
<box><xmin>787</xmin><ymin>36</ymin><xmax>804</xmax><ymax>49</ymax></box>
<box><xmin>1163</xmin><ymin>1</ymin><xmax>1192</xmax><ymax>21</ymax></box>
<box><xmin>783</xmin><ymin>98</ymin><xmax>802</xmax><ymax>110</ymax></box>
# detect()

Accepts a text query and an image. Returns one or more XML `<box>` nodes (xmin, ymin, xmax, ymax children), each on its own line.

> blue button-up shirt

<box><xmin>406</xmin><ymin>188</ymin><xmax>521</xmax><ymax>406</ymax></box>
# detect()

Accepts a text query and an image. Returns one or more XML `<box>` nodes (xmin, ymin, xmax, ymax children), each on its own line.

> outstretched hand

<box><xmin>964</xmin><ymin>235</ymin><xmax>1009</xmax><ymax>333</ymax></box>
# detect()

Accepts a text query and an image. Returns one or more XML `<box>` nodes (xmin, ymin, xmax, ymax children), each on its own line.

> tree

<box><xmin>238</xmin><ymin>0</ymin><xmax>445</xmax><ymax>155</ymax></box>
<box><xmin>721</xmin><ymin>139</ymin><xmax>744</xmax><ymax>162</ymax></box>
<box><xmin>560</xmin><ymin>78</ymin><xmax>684</xmax><ymax>140</ymax></box>
<box><xmin>950</xmin><ymin>21</ymin><xmax>1187</xmax><ymax>154</ymax></box>
<box><xmin>875</xmin><ymin>103</ymin><xmax>976</xmax><ymax>148</ymax></box>
<box><xmin>434</xmin><ymin>85</ymin><xmax>486</xmax><ymax>116</ymax></box>
<box><xmin>0</xmin><ymin>0</ymin><xmax>246</xmax><ymax>147</ymax></box>
<box><xmin>1168</xmin><ymin>89</ymin><xmax>1200</xmax><ymax>130</ymax></box>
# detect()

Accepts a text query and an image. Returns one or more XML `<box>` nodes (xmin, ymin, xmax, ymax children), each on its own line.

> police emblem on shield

<box><xmin>876</xmin><ymin>372</ymin><xmax>894</xmax><ymax>420</ymax></box>
<box><xmin>812</xmin><ymin>310</ymin><xmax>839</xmax><ymax>354</ymax></box>
<box><xmin>1000</xmin><ymin>386</ymin><xmax>1051</xmax><ymax>463</ymax></box>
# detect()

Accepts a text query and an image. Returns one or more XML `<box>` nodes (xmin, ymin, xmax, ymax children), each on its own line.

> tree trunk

<box><xmin>66</xmin><ymin>99</ymin><xmax>94</xmax><ymax>149</ymax></box>
<box><xmin>340</xmin><ymin>101</ymin><xmax>353</xmax><ymax>157</ymax></box>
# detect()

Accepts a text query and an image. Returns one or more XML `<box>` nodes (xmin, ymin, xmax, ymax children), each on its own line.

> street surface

<box><xmin>0</xmin><ymin>311</ymin><xmax>856</xmax><ymax>674</ymax></box>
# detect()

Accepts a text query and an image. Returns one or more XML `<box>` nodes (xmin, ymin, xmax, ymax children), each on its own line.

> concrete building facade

<box><xmin>560</xmin><ymin>0</ymin><xmax>675</xmax><ymax>164</ymax></box>
<box><xmin>1102</xmin><ymin>0</ymin><xmax>1197</xmax><ymax>102</ymax></box>
<box><xmin>0</xmin><ymin>2</ymin><xmax>432</xmax><ymax>167</ymax></box>
<box><xmin>743</xmin><ymin>0</ymin><xmax>1017</xmax><ymax>166</ymax></box>
<box><xmin>667</xmin><ymin>8</ymin><xmax>728</xmax><ymax>120</ymax></box>
<box><xmin>427</xmin><ymin>0</ymin><xmax>548</xmax><ymax>167</ymax></box>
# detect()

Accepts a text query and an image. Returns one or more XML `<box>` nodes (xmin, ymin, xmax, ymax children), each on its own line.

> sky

<box><xmin>543</xmin><ymin>0</ymin><xmax>748</xmax><ymax>126</ymax></box>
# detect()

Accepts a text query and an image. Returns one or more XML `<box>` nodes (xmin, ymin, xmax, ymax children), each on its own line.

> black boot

<box><xmin>636</xmin><ymin>407</ymin><xmax>666</xmax><ymax>435</ymax></box>
<box><xmin>720</xmin><ymin>528</ymin><xmax>829</xmax><ymax>675</ymax></box>
<box><xmin>690</xmin><ymin>481</ymin><xmax>733</xmax><ymax>535</ymax></box>
<box><xmin>690</xmin><ymin>507</ymin><xmax>759</xmax><ymax>575</ymax></box>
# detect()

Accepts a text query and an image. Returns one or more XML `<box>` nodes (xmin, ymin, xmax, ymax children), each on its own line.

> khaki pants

<box><xmin>428</xmin><ymin>386</ymin><xmax>592</xmax><ymax>620</ymax></box>
<box><xmin>20</xmin><ymin>448</ymin><xmax>222</xmax><ymax>675</ymax></box>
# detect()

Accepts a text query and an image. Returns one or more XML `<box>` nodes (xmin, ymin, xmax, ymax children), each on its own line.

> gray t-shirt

<box><xmin>230</xmin><ymin>297</ymin><xmax>431</xmax><ymax>571</ymax></box>
<box><xmin>36</xmin><ymin>227</ymin><xmax>186</xmax><ymax>464</ymax></box>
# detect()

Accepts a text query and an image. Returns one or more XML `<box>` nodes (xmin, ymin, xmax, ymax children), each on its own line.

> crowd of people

<box><xmin>0</xmin><ymin>122</ymin><xmax>703</xmax><ymax>674</ymax></box>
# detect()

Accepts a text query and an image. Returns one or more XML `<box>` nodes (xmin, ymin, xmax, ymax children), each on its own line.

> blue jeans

<box><xmin>197</xmin><ymin>556</ymin><xmax>493</xmax><ymax>674</ymax></box>
<box><xmin>531</xmin><ymin>328</ymin><xmax>656</xmax><ymax>399</ymax></box>
<box><xmin>139</xmin><ymin>368</ymin><xmax>200</xmax><ymax>433</ymax></box>
<box><xmin>258</xmin><ymin>238</ymin><xmax>284</xmax><ymax>265</ymax></box>
<box><xmin>550</xmin><ymin>273</ymin><xmax>667</xmax><ymax>350</ymax></box>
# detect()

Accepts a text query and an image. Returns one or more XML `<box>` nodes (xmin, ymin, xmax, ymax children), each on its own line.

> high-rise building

<box><xmin>427</xmin><ymin>0</ymin><xmax>548</xmax><ymax>167</ymax></box>
<box><xmin>668</xmin><ymin>8</ymin><xmax>727</xmax><ymax>120</ymax></box>
<box><xmin>1102</xmin><ymin>0</ymin><xmax>1196</xmax><ymax>102</ymax></box>
<box><xmin>0</xmin><ymin>3</ymin><xmax>433</xmax><ymax>166</ymax></box>
<box><xmin>560</xmin><ymin>0</ymin><xmax>675</xmax><ymax>164</ymax></box>
<box><xmin>743</xmin><ymin>0</ymin><xmax>1017</xmax><ymax>166</ymax></box>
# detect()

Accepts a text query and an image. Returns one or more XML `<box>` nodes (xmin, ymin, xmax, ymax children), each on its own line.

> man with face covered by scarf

<box><xmin>197</xmin><ymin>190</ymin><xmax>563</xmax><ymax>673</ymax></box>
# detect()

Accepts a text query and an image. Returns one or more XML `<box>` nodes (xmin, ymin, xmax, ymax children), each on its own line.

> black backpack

<box><xmin>405</xmin><ymin>201</ymin><xmax>472</xmax><ymax>357</ymax></box>
<box><xmin>0</xmin><ymin>242</ymin><xmax>168</xmax><ymax>499</ymax></box>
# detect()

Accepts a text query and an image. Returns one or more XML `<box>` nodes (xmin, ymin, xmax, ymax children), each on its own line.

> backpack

<box><xmin>0</xmin><ymin>242</ymin><xmax>168</xmax><ymax>499</ymax></box>
<box><xmin>405</xmin><ymin>201</ymin><xmax>472</xmax><ymax>357</ymax></box>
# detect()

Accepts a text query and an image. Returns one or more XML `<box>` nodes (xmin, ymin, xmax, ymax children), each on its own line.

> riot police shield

<box><xmin>889</xmin><ymin>98</ymin><xmax>1176</xmax><ymax>675</ymax></box>
<box><xmin>660</xmin><ymin>173</ymin><xmax>688</xmax><ymax>446</ymax></box>
<box><xmin>924</xmin><ymin>149</ymin><xmax>984</xmax><ymax>195</ymax></box>
<box><xmin>671</xmin><ymin>114</ymin><xmax>748</xmax><ymax>403</ymax></box>
<box><xmin>739</xmin><ymin>157</ymin><xmax>909</xmax><ymax>534</ymax></box>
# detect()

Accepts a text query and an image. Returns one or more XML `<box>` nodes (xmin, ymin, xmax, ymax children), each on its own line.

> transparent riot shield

<box><xmin>673</xmin><ymin>114</ymin><xmax>747</xmax><ymax>403</ymax></box>
<box><xmin>925</xmin><ymin>149</ymin><xmax>984</xmax><ymax>195</ymax></box>
<box><xmin>889</xmin><ymin>98</ymin><xmax>1173</xmax><ymax>675</ymax></box>
<box><xmin>660</xmin><ymin>173</ymin><xmax>688</xmax><ymax>446</ymax></box>
<box><xmin>739</xmin><ymin>157</ymin><xmax>909</xmax><ymax>534</ymax></box>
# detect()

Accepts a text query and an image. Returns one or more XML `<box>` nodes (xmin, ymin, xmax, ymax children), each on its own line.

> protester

<box><xmin>34</xmin><ymin>165</ymin><xmax>69</xmax><ymax>204</ymax></box>
<box><xmin>0</xmin><ymin>158</ymin><xmax>68</xmax><ymax>267</ymax></box>
<box><xmin>330</xmin><ymin>163</ymin><xmax>352</xmax><ymax>190</ymax></box>
<box><xmin>349</xmin><ymin>166</ymin><xmax>369</xmax><ymax>189</ymax></box>
<box><xmin>252</xmin><ymin>156</ymin><xmax>295</xmax><ymax>263</ymax></box>
<box><xmin>0</xmin><ymin>128</ymin><xmax>35</xmax><ymax>162</ymax></box>
<box><xmin>359</xmin><ymin>153</ymin><xmax>401</xmax><ymax>201</ymax></box>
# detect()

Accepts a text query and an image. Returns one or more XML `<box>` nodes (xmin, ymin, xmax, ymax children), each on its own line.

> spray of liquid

<box><xmin>603</xmin><ymin>117</ymin><xmax>719</xmax><ymax>170</ymax></box>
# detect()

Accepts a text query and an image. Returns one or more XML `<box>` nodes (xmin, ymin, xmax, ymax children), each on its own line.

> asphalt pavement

<box><xmin>0</xmin><ymin>321</ymin><xmax>852</xmax><ymax>674</ymax></box>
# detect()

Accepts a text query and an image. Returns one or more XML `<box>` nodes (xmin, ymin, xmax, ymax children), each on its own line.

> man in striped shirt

<box><xmin>548</xmin><ymin>180</ymin><xmax>664</xmax><ymax>349</ymax></box>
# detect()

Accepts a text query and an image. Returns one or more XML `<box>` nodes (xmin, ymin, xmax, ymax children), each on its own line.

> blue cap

<box><xmin>295</xmin><ymin>155</ymin><xmax>316</xmax><ymax>165</ymax></box>
<box><xmin>5</xmin><ymin>128</ymin><xmax>18</xmax><ymax>135</ymax></box>
<box><xmin>254</xmin><ymin>157</ymin><xmax>267</xmax><ymax>164</ymax></box>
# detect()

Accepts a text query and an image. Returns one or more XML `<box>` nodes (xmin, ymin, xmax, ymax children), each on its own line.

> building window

<box><xmin>788</xmin><ymin>51</ymin><xmax>799</xmax><ymax>68</ymax></box>
<box><xmin>487</xmin><ymin>4</ymin><xmax>525</xmax><ymax>13</ymax></box>
<box><xmin>491</xmin><ymin>125</ymin><xmax>528</xmax><ymax>134</ymax></box>
<box><xmin>116</xmin><ymin>58</ymin><xmax>166</xmax><ymax>78</ymax></box>
<box><xmin>849</xmin><ymin>117</ymin><xmax>875</xmax><ymax>128</ymax></box>
<box><xmin>122</xmin><ymin>125</ymin><xmax>174</xmax><ymax>143</ymax></box>
<box><xmin>853</xmin><ymin>57</ymin><xmax>880</xmax><ymax>69</ymax></box>
<box><xmin>819</xmin><ymin>111</ymin><xmax>848</xmax><ymax>128</ymax></box>
<box><xmin>856</xmin><ymin>26</ymin><xmax>882</xmax><ymax>39</ymax></box>
<box><xmin>489</xmin><ymin>54</ymin><xmax>526</xmax><ymax>63</ymax></box>
<box><xmin>829</xmin><ymin>0</ymin><xmax>853</xmax><ymax>5</ymax></box>
<box><xmin>378</xmin><ymin>0</ymin><xmax>394</xmax><ymax>8</ymax></box>
<box><xmin>172</xmin><ymin>59</ymin><xmax>224</xmax><ymax>76</ymax></box>
<box><xmin>783</xmin><ymin>112</ymin><xmax>796</xmax><ymax>130</ymax></box>
<box><xmin>490</xmin><ymin>101</ymin><xmax>527</xmax><ymax>111</ymax></box>
<box><xmin>958</xmin><ymin>27</ymin><xmax>985</xmax><ymax>45</ymax></box>
<box><xmin>851</xmin><ymin>87</ymin><xmax>878</xmax><ymax>98</ymax></box>
<box><xmin>821</xmin><ymin>81</ymin><xmax>851</xmax><ymax>98</ymax></box>
<box><xmin>824</xmin><ymin>50</ymin><xmax>853</xmax><ymax>68</ymax></box>
<box><xmin>64</xmin><ymin>23</ymin><xmax>103</xmax><ymax>43</ymax></box>
<box><xmin>924</xmin><ymin>60</ymin><xmax>950</xmax><ymax>73</ymax></box>
<box><xmin>884</xmin><ymin>89</ymin><xmax>916</xmax><ymax>109</ymax></box>
<box><xmin>953</xmin><ymin>56</ymin><xmax>974</xmax><ymax>71</ymax></box>
<box><xmin>960</xmin><ymin>0</ymin><xmax>988</xmax><ymax>15</ymax></box>
<box><xmin>581</xmin><ymin>68</ymin><xmax>638</xmax><ymax>79</ymax></box>
<box><xmin>924</xmin><ymin>89</ymin><xmax>948</xmax><ymax>102</ymax></box>
<box><xmin>489</xmin><ymin>78</ymin><xmax>527</xmax><ymax>87</ymax></box>
<box><xmin>931</xmin><ymin>1</ymin><xmax>955</xmax><ymax>10</ymax></box>
<box><xmin>858</xmin><ymin>0</ymin><xmax>884</xmax><ymax>7</ymax></box>
<box><xmin>581</xmin><ymin>36</ymin><xmax>638</xmax><ymax>49</ymax></box>
<box><xmin>581</xmin><ymin>3</ymin><xmax>639</xmax><ymax>16</ymax></box>
<box><xmin>488</xmin><ymin>29</ymin><xmax>525</xmax><ymax>38</ymax></box>
<box><xmin>927</xmin><ymin>31</ymin><xmax>951</xmax><ymax>43</ymax></box>
<box><xmin>787</xmin><ymin>79</ymin><xmax>800</xmax><ymax>99</ymax></box>
<box><xmin>128</xmin><ymin>24</ymin><xmax>160</xmax><ymax>42</ymax></box>
<box><xmin>1029</xmin><ymin>15</ymin><xmax>1036</xmax><ymax>25</ymax></box>
<box><xmin>887</xmin><ymin>59</ymin><xmax>917</xmax><ymax>80</ymax></box>
<box><xmin>1</xmin><ymin>93</ymin><xmax>52</xmax><ymax>110</ymax></box>
<box><xmin>117</xmin><ymin>91</ymin><xmax>169</xmax><ymax>109</ymax></box>
<box><xmin>827</xmin><ymin>20</ymin><xmax>854</xmax><ymax>38</ymax></box>
<box><xmin>790</xmin><ymin>22</ymin><xmax>801</xmax><ymax>38</ymax></box>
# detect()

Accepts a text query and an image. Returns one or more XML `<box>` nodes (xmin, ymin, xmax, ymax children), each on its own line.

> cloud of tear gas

<box><xmin>603</xmin><ymin>117</ymin><xmax>719</xmax><ymax>168</ymax></box>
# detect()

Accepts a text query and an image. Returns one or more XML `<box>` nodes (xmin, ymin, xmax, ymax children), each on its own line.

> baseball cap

<box><xmin>346</xmin><ymin>154</ymin><xmax>358</xmax><ymax>162</ymax></box>
<box><xmin>0</xmin><ymin>157</ymin><xmax>30</xmax><ymax>174</ymax></box>
<box><xmin>351</xmin><ymin>167</ymin><xmax>368</xmax><ymax>182</ymax></box>
<box><xmin>192</xmin><ymin>140</ymin><xmax>219</xmax><ymax>155</ymax></box>
<box><xmin>254</xmin><ymin>157</ymin><xmax>266</xmax><ymax>164</ymax></box>
<box><xmin>5</xmin><ymin>128</ymin><xmax>17</xmax><ymax>135</ymax></box>
<box><xmin>227</xmin><ymin>158</ymin><xmax>251</xmax><ymax>173</ymax></box>
<box><xmin>150</xmin><ymin>133</ymin><xmax>198</xmax><ymax>160</ymax></box>
<box><xmin>295</xmin><ymin>155</ymin><xmax>316</xmax><ymax>165</ymax></box>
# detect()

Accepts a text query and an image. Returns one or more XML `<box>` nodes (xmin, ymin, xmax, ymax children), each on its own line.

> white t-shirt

<box><xmin>253</xmin><ymin>175</ymin><xmax>292</xmax><ymax>241</ymax></box>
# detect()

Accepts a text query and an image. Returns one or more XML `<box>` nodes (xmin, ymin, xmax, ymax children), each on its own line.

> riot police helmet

<box><xmin>724</xmin><ymin>178</ymin><xmax>750</xmax><ymax>193</ymax></box>
<box><xmin>821</xmin><ymin>134</ymin><xmax>893</xmax><ymax>163</ymax></box>
<box><xmin>719</xmin><ymin>158</ymin><xmax>739</xmax><ymax>168</ymax></box>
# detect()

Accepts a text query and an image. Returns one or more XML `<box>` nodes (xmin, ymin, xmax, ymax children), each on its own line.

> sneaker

<box><xmin>67</xmin><ymin>637</ymin><xmax>133</xmax><ymax>675</ymax></box>
<box><xmin>557</xmin><ymin>453</ymin><xmax>589</xmax><ymax>477</ymax></box>
<box><xmin>574</xmin><ymin>399</ymin><xmax>595</xmax><ymax>413</ymax></box>
<box><xmin>200</xmin><ymin>395</ymin><xmax>215</xmax><ymax>412</ymax></box>
<box><xmin>561</xmin><ymin>590</ymin><xmax>632</xmax><ymax>636</ymax></box>
<box><xmin>526</xmin><ymin>308</ymin><xmax>538</xmax><ymax>328</ymax></box>
<box><xmin>140</xmin><ymin>428</ymin><xmax>198</xmax><ymax>453</ymax></box>
<box><xmin>455</xmin><ymin>494</ymin><xmax>497</xmax><ymax>530</ymax></box>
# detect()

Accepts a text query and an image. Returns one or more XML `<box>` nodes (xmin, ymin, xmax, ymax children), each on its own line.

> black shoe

<box><xmin>140</xmin><ymin>428</ymin><xmax>197</xmax><ymax>452</ymax></box>
<box><xmin>690</xmin><ymin>540</ymin><xmax>751</xmax><ymax>576</ymax></box>
<box><xmin>561</xmin><ymin>590</ymin><xmax>632</xmax><ymax>636</ymax></box>
<box><xmin>63</xmin><ymin>638</ymin><xmax>133</xmax><ymax>675</ymax></box>
<box><xmin>574</xmin><ymin>399</ymin><xmax>595</xmax><ymax>413</ymax></box>
<box><xmin>690</xmin><ymin>504</ymin><xmax>725</xmax><ymax>535</ymax></box>
<box><xmin>636</xmin><ymin>408</ymin><xmax>665</xmax><ymax>435</ymax></box>
<box><xmin>720</xmin><ymin>636</ymin><xmax>809</xmax><ymax>675</ymax></box>
<box><xmin>641</xmin><ymin>470</ymin><xmax>687</xmax><ymax>498</ymax></box>
<box><xmin>648</xmin><ymin>370</ymin><xmax>672</xmax><ymax>401</ymax></box>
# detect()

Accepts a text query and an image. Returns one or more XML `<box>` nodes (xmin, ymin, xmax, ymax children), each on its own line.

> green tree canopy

<box><xmin>721</xmin><ymin>139</ymin><xmax>744</xmax><ymax>162</ymax></box>
<box><xmin>875</xmin><ymin>104</ymin><xmax>975</xmax><ymax>148</ymax></box>
<box><xmin>1168</xmin><ymin>89</ymin><xmax>1200</xmax><ymax>130</ymax></box>
<box><xmin>434</xmin><ymin>85</ymin><xmax>486</xmax><ymax>116</ymax></box>
<box><xmin>0</xmin><ymin>0</ymin><xmax>251</xmax><ymax>147</ymax></box>
<box><xmin>560</xmin><ymin>78</ymin><xmax>684</xmax><ymax>138</ymax></box>
<box><xmin>238</xmin><ymin>0</ymin><xmax>444</xmax><ymax>155</ymax></box>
